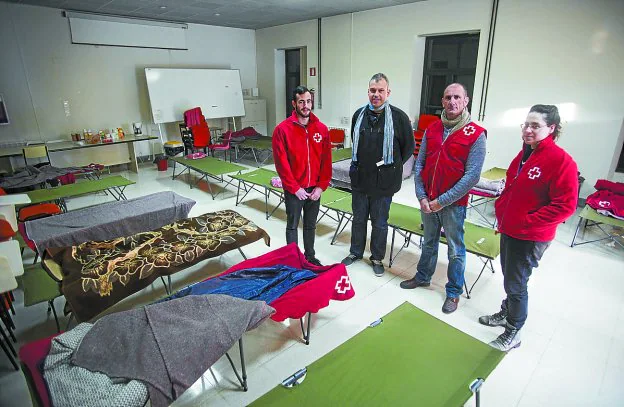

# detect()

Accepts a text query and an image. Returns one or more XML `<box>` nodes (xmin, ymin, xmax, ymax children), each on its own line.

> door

<box><xmin>285</xmin><ymin>49</ymin><xmax>301</xmax><ymax>118</ymax></box>
<box><xmin>420</xmin><ymin>34</ymin><xmax>480</xmax><ymax>116</ymax></box>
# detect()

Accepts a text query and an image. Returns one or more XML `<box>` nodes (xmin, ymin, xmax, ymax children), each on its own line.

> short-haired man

<box><xmin>341</xmin><ymin>73</ymin><xmax>414</xmax><ymax>276</ymax></box>
<box><xmin>401</xmin><ymin>83</ymin><xmax>486</xmax><ymax>314</ymax></box>
<box><xmin>272</xmin><ymin>85</ymin><xmax>332</xmax><ymax>265</ymax></box>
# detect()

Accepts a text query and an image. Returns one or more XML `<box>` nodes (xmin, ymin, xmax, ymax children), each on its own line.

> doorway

<box><xmin>285</xmin><ymin>49</ymin><xmax>301</xmax><ymax>118</ymax></box>
<box><xmin>420</xmin><ymin>33</ymin><xmax>480</xmax><ymax>116</ymax></box>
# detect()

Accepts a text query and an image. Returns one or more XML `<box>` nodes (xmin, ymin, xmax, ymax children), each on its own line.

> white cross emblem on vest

<box><xmin>528</xmin><ymin>166</ymin><xmax>542</xmax><ymax>180</ymax></box>
<box><xmin>313</xmin><ymin>133</ymin><xmax>322</xmax><ymax>143</ymax></box>
<box><xmin>463</xmin><ymin>125</ymin><xmax>476</xmax><ymax>136</ymax></box>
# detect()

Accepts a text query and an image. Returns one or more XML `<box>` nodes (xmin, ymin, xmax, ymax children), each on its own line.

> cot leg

<box><xmin>331</xmin><ymin>213</ymin><xmax>344</xmax><ymax>245</ymax></box>
<box><xmin>4</xmin><ymin>293</ymin><xmax>15</xmax><ymax>316</ymax></box>
<box><xmin>236</xmin><ymin>180</ymin><xmax>241</xmax><ymax>205</ymax></box>
<box><xmin>299</xmin><ymin>312</ymin><xmax>312</xmax><ymax>345</ymax></box>
<box><xmin>0</xmin><ymin>324</ymin><xmax>18</xmax><ymax>370</ymax></box>
<box><xmin>470</xmin><ymin>378</ymin><xmax>485</xmax><ymax>407</ymax></box>
<box><xmin>389</xmin><ymin>228</ymin><xmax>396</xmax><ymax>268</ymax></box>
<box><xmin>0</xmin><ymin>323</ymin><xmax>16</xmax><ymax>357</ymax></box>
<box><xmin>571</xmin><ymin>216</ymin><xmax>584</xmax><ymax>247</ymax></box>
<box><xmin>49</xmin><ymin>299</ymin><xmax>60</xmax><ymax>333</ymax></box>
<box><xmin>225</xmin><ymin>338</ymin><xmax>248</xmax><ymax>391</ymax></box>
<box><xmin>237</xmin><ymin>248</ymin><xmax>247</xmax><ymax>260</ymax></box>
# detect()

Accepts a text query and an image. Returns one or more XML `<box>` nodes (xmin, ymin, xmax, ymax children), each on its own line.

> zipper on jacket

<box><xmin>428</xmin><ymin>134</ymin><xmax>450</xmax><ymax>200</ymax></box>
<box><xmin>498</xmin><ymin>147</ymin><xmax>535</xmax><ymax>231</ymax></box>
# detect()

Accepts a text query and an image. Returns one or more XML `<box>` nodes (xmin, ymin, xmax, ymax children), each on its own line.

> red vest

<box><xmin>421</xmin><ymin>120</ymin><xmax>485</xmax><ymax>206</ymax></box>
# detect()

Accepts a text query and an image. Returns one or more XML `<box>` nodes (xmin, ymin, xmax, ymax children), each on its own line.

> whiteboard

<box><xmin>145</xmin><ymin>68</ymin><xmax>245</xmax><ymax>124</ymax></box>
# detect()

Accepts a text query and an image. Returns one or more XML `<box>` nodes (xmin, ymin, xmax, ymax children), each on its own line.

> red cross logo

<box><xmin>598</xmin><ymin>201</ymin><xmax>611</xmax><ymax>208</ymax></box>
<box><xmin>313</xmin><ymin>133</ymin><xmax>322</xmax><ymax>143</ymax></box>
<box><xmin>527</xmin><ymin>166</ymin><xmax>541</xmax><ymax>180</ymax></box>
<box><xmin>463</xmin><ymin>125</ymin><xmax>476</xmax><ymax>136</ymax></box>
<box><xmin>335</xmin><ymin>275</ymin><xmax>351</xmax><ymax>294</ymax></box>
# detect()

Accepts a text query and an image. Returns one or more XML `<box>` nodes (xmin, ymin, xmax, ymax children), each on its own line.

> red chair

<box><xmin>414</xmin><ymin>114</ymin><xmax>438</xmax><ymax>156</ymax></box>
<box><xmin>209</xmin><ymin>131</ymin><xmax>233</xmax><ymax>161</ymax></box>
<box><xmin>182</xmin><ymin>107</ymin><xmax>211</xmax><ymax>156</ymax></box>
<box><xmin>329</xmin><ymin>128</ymin><xmax>346</xmax><ymax>149</ymax></box>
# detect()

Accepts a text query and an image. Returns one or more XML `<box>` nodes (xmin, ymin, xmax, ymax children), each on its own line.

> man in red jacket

<box><xmin>272</xmin><ymin>86</ymin><xmax>332</xmax><ymax>266</ymax></box>
<box><xmin>480</xmin><ymin>104</ymin><xmax>578</xmax><ymax>351</ymax></box>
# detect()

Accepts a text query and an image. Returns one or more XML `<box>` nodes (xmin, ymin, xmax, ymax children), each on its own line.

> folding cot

<box><xmin>22</xmin><ymin>191</ymin><xmax>195</xmax><ymax>253</ymax></box>
<box><xmin>230</xmin><ymin>168</ymin><xmax>350</xmax><ymax>223</ymax></box>
<box><xmin>467</xmin><ymin>166</ymin><xmax>507</xmax><ymax>228</ymax></box>
<box><xmin>25</xmin><ymin>175</ymin><xmax>134</xmax><ymax>211</ymax></box>
<box><xmin>323</xmin><ymin>195</ymin><xmax>500</xmax><ymax>297</ymax></box>
<box><xmin>252</xmin><ymin>302</ymin><xmax>504</xmax><ymax>407</ymax></box>
<box><xmin>571</xmin><ymin>205</ymin><xmax>624</xmax><ymax>249</ymax></box>
<box><xmin>331</xmin><ymin>147</ymin><xmax>352</xmax><ymax>163</ymax></box>
<box><xmin>171</xmin><ymin>155</ymin><xmax>246</xmax><ymax>199</ymax></box>
<box><xmin>160</xmin><ymin>243</ymin><xmax>355</xmax><ymax>390</ymax></box>
<box><xmin>236</xmin><ymin>137</ymin><xmax>274</xmax><ymax>166</ymax></box>
<box><xmin>41</xmin><ymin>210</ymin><xmax>270</xmax><ymax>322</ymax></box>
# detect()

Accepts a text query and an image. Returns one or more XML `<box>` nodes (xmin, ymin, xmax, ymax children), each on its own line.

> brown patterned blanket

<box><xmin>45</xmin><ymin>210</ymin><xmax>270</xmax><ymax>322</ymax></box>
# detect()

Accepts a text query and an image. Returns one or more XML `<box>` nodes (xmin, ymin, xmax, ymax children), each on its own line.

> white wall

<box><xmin>256</xmin><ymin>0</ymin><xmax>624</xmax><ymax>196</ymax></box>
<box><xmin>0</xmin><ymin>2</ymin><xmax>257</xmax><ymax>161</ymax></box>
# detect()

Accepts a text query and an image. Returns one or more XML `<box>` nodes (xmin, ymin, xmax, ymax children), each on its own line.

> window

<box><xmin>420</xmin><ymin>34</ymin><xmax>480</xmax><ymax>116</ymax></box>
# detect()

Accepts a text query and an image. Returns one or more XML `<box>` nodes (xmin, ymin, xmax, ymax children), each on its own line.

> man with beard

<box><xmin>272</xmin><ymin>85</ymin><xmax>332</xmax><ymax>266</ymax></box>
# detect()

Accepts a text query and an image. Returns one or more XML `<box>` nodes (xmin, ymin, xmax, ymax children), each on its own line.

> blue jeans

<box><xmin>499</xmin><ymin>234</ymin><xmax>550</xmax><ymax>330</ymax></box>
<box><xmin>415</xmin><ymin>205</ymin><xmax>467</xmax><ymax>298</ymax></box>
<box><xmin>349</xmin><ymin>190</ymin><xmax>392</xmax><ymax>261</ymax></box>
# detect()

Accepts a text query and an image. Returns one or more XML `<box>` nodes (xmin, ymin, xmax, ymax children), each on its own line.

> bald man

<box><xmin>401</xmin><ymin>83</ymin><xmax>487</xmax><ymax>314</ymax></box>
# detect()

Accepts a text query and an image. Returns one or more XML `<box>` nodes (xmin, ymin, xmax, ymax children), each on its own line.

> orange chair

<box><xmin>329</xmin><ymin>128</ymin><xmax>346</xmax><ymax>149</ymax></box>
<box><xmin>0</xmin><ymin>188</ymin><xmax>62</xmax><ymax>223</ymax></box>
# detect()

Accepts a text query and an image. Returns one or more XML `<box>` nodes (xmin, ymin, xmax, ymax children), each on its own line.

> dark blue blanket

<box><xmin>164</xmin><ymin>265</ymin><xmax>317</xmax><ymax>304</ymax></box>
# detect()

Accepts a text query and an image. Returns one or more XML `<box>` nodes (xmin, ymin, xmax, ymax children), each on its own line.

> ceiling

<box><xmin>2</xmin><ymin>0</ymin><xmax>423</xmax><ymax>29</ymax></box>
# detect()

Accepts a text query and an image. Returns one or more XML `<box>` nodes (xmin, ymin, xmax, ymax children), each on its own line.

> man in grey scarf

<box><xmin>341</xmin><ymin>73</ymin><xmax>414</xmax><ymax>277</ymax></box>
<box><xmin>401</xmin><ymin>83</ymin><xmax>486</xmax><ymax>314</ymax></box>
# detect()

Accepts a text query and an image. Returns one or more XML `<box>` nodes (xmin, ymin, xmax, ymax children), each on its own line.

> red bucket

<box><xmin>157</xmin><ymin>157</ymin><xmax>168</xmax><ymax>171</ymax></box>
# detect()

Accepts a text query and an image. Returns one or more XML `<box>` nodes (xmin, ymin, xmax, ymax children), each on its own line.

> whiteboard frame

<box><xmin>145</xmin><ymin>68</ymin><xmax>246</xmax><ymax>124</ymax></box>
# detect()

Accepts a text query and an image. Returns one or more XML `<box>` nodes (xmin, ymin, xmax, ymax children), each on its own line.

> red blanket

<box><xmin>208</xmin><ymin>243</ymin><xmax>355</xmax><ymax>321</ymax></box>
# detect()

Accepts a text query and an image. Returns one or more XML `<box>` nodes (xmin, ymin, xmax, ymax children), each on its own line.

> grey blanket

<box><xmin>0</xmin><ymin>165</ymin><xmax>81</xmax><ymax>190</ymax></box>
<box><xmin>331</xmin><ymin>155</ymin><xmax>415</xmax><ymax>189</ymax></box>
<box><xmin>25</xmin><ymin>191</ymin><xmax>195</xmax><ymax>252</ymax></box>
<box><xmin>43</xmin><ymin>322</ymin><xmax>149</xmax><ymax>407</ymax></box>
<box><xmin>474</xmin><ymin>177</ymin><xmax>505</xmax><ymax>195</ymax></box>
<box><xmin>72</xmin><ymin>295</ymin><xmax>275</xmax><ymax>407</ymax></box>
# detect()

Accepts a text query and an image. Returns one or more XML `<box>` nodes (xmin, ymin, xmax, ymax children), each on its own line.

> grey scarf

<box><xmin>441</xmin><ymin>108</ymin><xmax>471</xmax><ymax>135</ymax></box>
<box><xmin>351</xmin><ymin>101</ymin><xmax>395</xmax><ymax>164</ymax></box>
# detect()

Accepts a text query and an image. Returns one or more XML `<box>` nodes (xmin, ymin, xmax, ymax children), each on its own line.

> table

<box><xmin>0</xmin><ymin>135</ymin><xmax>158</xmax><ymax>173</ymax></box>
<box><xmin>0</xmin><ymin>194</ymin><xmax>30</xmax><ymax>230</ymax></box>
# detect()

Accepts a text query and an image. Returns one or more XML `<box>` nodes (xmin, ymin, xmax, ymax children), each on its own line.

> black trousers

<box><xmin>284</xmin><ymin>186</ymin><xmax>320</xmax><ymax>258</ymax></box>
<box><xmin>499</xmin><ymin>233</ymin><xmax>550</xmax><ymax>330</ymax></box>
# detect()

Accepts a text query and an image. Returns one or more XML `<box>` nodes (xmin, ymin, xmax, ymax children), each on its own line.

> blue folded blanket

<box><xmin>163</xmin><ymin>265</ymin><xmax>317</xmax><ymax>304</ymax></box>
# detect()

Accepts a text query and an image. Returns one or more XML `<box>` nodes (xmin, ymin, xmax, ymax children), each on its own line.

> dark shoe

<box><xmin>371</xmin><ymin>260</ymin><xmax>385</xmax><ymax>277</ymax></box>
<box><xmin>400</xmin><ymin>278</ymin><xmax>431</xmax><ymax>289</ymax></box>
<box><xmin>478</xmin><ymin>309</ymin><xmax>508</xmax><ymax>327</ymax></box>
<box><xmin>341</xmin><ymin>254</ymin><xmax>361</xmax><ymax>266</ymax></box>
<box><xmin>489</xmin><ymin>323</ymin><xmax>521</xmax><ymax>351</ymax></box>
<box><xmin>442</xmin><ymin>296</ymin><xmax>459</xmax><ymax>314</ymax></box>
<box><xmin>305</xmin><ymin>256</ymin><xmax>323</xmax><ymax>266</ymax></box>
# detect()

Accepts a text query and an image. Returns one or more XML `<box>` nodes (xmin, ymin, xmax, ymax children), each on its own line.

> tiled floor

<box><xmin>1</xmin><ymin>161</ymin><xmax>623</xmax><ymax>407</ymax></box>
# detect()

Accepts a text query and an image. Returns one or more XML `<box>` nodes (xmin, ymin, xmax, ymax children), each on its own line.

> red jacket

<box><xmin>421</xmin><ymin>121</ymin><xmax>485</xmax><ymax>206</ymax></box>
<box><xmin>272</xmin><ymin>111</ymin><xmax>332</xmax><ymax>195</ymax></box>
<box><xmin>495</xmin><ymin>136</ymin><xmax>578</xmax><ymax>241</ymax></box>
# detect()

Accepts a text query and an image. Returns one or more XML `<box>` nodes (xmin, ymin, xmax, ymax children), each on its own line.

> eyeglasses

<box><xmin>520</xmin><ymin>123</ymin><xmax>548</xmax><ymax>131</ymax></box>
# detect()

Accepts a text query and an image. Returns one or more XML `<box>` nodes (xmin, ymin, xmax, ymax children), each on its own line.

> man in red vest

<box><xmin>400</xmin><ymin>83</ymin><xmax>486</xmax><ymax>314</ymax></box>
<box><xmin>273</xmin><ymin>85</ymin><xmax>332</xmax><ymax>266</ymax></box>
